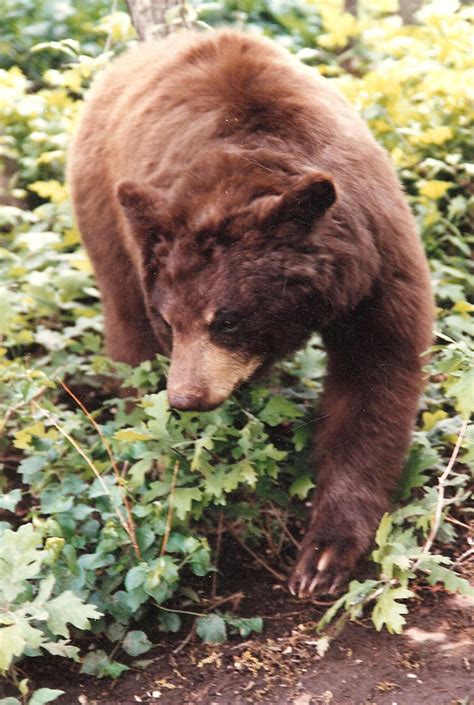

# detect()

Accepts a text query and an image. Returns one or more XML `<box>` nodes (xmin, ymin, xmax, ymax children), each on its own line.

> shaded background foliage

<box><xmin>0</xmin><ymin>0</ymin><xmax>472</xmax><ymax>702</ymax></box>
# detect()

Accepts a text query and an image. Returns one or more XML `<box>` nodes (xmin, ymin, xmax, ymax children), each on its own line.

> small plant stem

<box><xmin>57</xmin><ymin>380</ymin><xmax>142</xmax><ymax>559</ymax></box>
<box><xmin>160</xmin><ymin>461</ymin><xmax>180</xmax><ymax>556</ymax></box>
<box><xmin>212</xmin><ymin>510</ymin><xmax>224</xmax><ymax>599</ymax></box>
<box><xmin>173</xmin><ymin>623</ymin><xmax>196</xmax><ymax>654</ymax></box>
<box><xmin>454</xmin><ymin>546</ymin><xmax>474</xmax><ymax>566</ymax></box>
<box><xmin>263</xmin><ymin>511</ymin><xmax>280</xmax><ymax>557</ymax></box>
<box><xmin>412</xmin><ymin>418</ymin><xmax>468</xmax><ymax>572</ymax></box>
<box><xmin>157</xmin><ymin>591</ymin><xmax>243</xmax><ymax>621</ymax></box>
<box><xmin>445</xmin><ymin>515</ymin><xmax>471</xmax><ymax>530</ymax></box>
<box><xmin>226</xmin><ymin>524</ymin><xmax>286</xmax><ymax>582</ymax></box>
<box><xmin>269</xmin><ymin>503</ymin><xmax>300</xmax><ymax>549</ymax></box>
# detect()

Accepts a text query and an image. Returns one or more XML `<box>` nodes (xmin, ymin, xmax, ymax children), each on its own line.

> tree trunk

<box><xmin>398</xmin><ymin>0</ymin><xmax>422</xmax><ymax>24</ymax></box>
<box><xmin>344</xmin><ymin>0</ymin><xmax>358</xmax><ymax>17</ymax></box>
<box><xmin>125</xmin><ymin>0</ymin><xmax>189</xmax><ymax>40</ymax></box>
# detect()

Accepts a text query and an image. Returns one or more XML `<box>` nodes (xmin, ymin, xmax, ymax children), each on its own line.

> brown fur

<box><xmin>68</xmin><ymin>29</ymin><xmax>434</xmax><ymax>596</ymax></box>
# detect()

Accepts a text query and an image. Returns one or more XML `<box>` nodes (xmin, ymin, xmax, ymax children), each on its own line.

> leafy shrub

<box><xmin>0</xmin><ymin>524</ymin><xmax>100</xmax><ymax>704</ymax></box>
<box><xmin>0</xmin><ymin>0</ymin><xmax>473</xmax><ymax>700</ymax></box>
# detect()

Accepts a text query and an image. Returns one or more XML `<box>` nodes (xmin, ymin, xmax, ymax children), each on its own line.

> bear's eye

<box><xmin>212</xmin><ymin>310</ymin><xmax>240</xmax><ymax>335</ymax></box>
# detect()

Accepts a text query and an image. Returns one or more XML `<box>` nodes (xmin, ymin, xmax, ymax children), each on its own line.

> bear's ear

<box><xmin>257</xmin><ymin>172</ymin><xmax>336</xmax><ymax>231</ymax></box>
<box><xmin>116</xmin><ymin>179</ymin><xmax>172</xmax><ymax>256</ymax></box>
<box><xmin>116</xmin><ymin>179</ymin><xmax>161</xmax><ymax>222</ymax></box>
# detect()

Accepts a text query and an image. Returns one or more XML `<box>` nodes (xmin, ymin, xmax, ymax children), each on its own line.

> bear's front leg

<box><xmin>289</xmin><ymin>305</ymin><xmax>429</xmax><ymax>597</ymax></box>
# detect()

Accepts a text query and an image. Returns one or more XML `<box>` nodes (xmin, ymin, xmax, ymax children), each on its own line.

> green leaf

<box><xmin>173</xmin><ymin>488</ymin><xmax>203</xmax><ymax>520</ymax></box>
<box><xmin>449</xmin><ymin>369</ymin><xmax>474</xmax><ymax>417</ymax></box>
<box><xmin>42</xmin><ymin>641</ymin><xmax>80</xmax><ymax>660</ymax></box>
<box><xmin>128</xmin><ymin>458</ymin><xmax>152</xmax><ymax>490</ymax></box>
<box><xmin>259</xmin><ymin>396</ymin><xmax>304</xmax><ymax>426</ymax></box>
<box><xmin>46</xmin><ymin>592</ymin><xmax>102</xmax><ymax>638</ymax></box>
<box><xmin>80</xmin><ymin>650</ymin><xmax>128</xmax><ymax>678</ymax></box>
<box><xmin>0</xmin><ymin>524</ymin><xmax>45</xmax><ymax>602</ymax></box>
<box><xmin>289</xmin><ymin>475</ymin><xmax>315</xmax><ymax>499</ymax></box>
<box><xmin>189</xmin><ymin>547</ymin><xmax>212</xmax><ymax>576</ymax></box>
<box><xmin>32</xmin><ymin>575</ymin><xmax>56</xmax><ymax>607</ymax></box>
<box><xmin>114</xmin><ymin>428</ymin><xmax>151</xmax><ymax>442</ymax></box>
<box><xmin>0</xmin><ymin>698</ymin><xmax>22</xmax><ymax>705</ymax></box>
<box><xmin>191</xmin><ymin>436</ymin><xmax>214</xmax><ymax>471</ymax></box>
<box><xmin>195</xmin><ymin>614</ymin><xmax>227</xmax><ymax>644</ymax></box>
<box><xmin>101</xmin><ymin>661</ymin><xmax>129</xmax><ymax>678</ymax></box>
<box><xmin>125</xmin><ymin>564</ymin><xmax>148</xmax><ymax>592</ymax></box>
<box><xmin>374</xmin><ymin>513</ymin><xmax>393</xmax><ymax>549</ymax></box>
<box><xmin>106</xmin><ymin>623</ymin><xmax>127</xmax><ymax>643</ymax></box>
<box><xmin>158</xmin><ymin>611</ymin><xmax>181</xmax><ymax>632</ymax></box>
<box><xmin>423</xmin><ymin>563</ymin><xmax>474</xmax><ymax>596</ymax></box>
<box><xmin>80</xmin><ymin>650</ymin><xmax>108</xmax><ymax>676</ymax></box>
<box><xmin>143</xmin><ymin>391</ymin><xmax>170</xmax><ymax>437</ymax></box>
<box><xmin>238</xmin><ymin>460</ymin><xmax>258</xmax><ymax>488</ymax></box>
<box><xmin>400</xmin><ymin>444</ymin><xmax>440</xmax><ymax>499</ymax></box>
<box><xmin>0</xmin><ymin>621</ymin><xmax>44</xmax><ymax>672</ymax></box>
<box><xmin>224</xmin><ymin>615</ymin><xmax>263</xmax><ymax>637</ymax></box>
<box><xmin>28</xmin><ymin>689</ymin><xmax>65</xmax><ymax>705</ymax></box>
<box><xmin>0</xmin><ymin>489</ymin><xmax>22</xmax><ymax>513</ymax></box>
<box><xmin>122</xmin><ymin>630</ymin><xmax>153</xmax><ymax>656</ymax></box>
<box><xmin>372</xmin><ymin>586</ymin><xmax>414</xmax><ymax>634</ymax></box>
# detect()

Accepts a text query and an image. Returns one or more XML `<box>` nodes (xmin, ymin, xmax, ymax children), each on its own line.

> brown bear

<box><xmin>68</xmin><ymin>29</ymin><xmax>433</xmax><ymax>597</ymax></box>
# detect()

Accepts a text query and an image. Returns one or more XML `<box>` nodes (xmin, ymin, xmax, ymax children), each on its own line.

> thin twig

<box><xmin>121</xmin><ymin>459</ymin><xmax>130</xmax><ymax>479</ymax></box>
<box><xmin>226</xmin><ymin>524</ymin><xmax>286</xmax><ymax>582</ymax></box>
<box><xmin>212</xmin><ymin>510</ymin><xmax>224</xmax><ymax>600</ymax></box>
<box><xmin>453</xmin><ymin>546</ymin><xmax>474</xmax><ymax>566</ymax></box>
<box><xmin>173</xmin><ymin>624</ymin><xmax>196</xmax><ymax>654</ymax></box>
<box><xmin>58</xmin><ymin>380</ymin><xmax>142</xmax><ymax>560</ymax></box>
<box><xmin>160</xmin><ymin>461</ymin><xmax>180</xmax><ymax>556</ymax></box>
<box><xmin>269</xmin><ymin>503</ymin><xmax>300</xmax><ymax>549</ymax></box>
<box><xmin>445</xmin><ymin>515</ymin><xmax>471</xmax><ymax>530</ymax></box>
<box><xmin>413</xmin><ymin>419</ymin><xmax>469</xmax><ymax>572</ymax></box>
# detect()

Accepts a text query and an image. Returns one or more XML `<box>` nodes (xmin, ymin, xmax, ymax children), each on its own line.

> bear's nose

<box><xmin>168</xmin><ymin>390</ymin><xmax>217</xmax><ymax>412</ymax></box>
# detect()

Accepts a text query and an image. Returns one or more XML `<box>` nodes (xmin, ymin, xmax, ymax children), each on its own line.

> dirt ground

<box><xmin>2</xmin><ymin>555</ymin><xmax>472</xmax><ymax>705</ymax></box>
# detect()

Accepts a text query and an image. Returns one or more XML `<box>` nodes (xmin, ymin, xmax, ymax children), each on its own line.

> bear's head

<box><xmin>116</xmin><ymin>164</ymin><xmax>336</xmax><ymax>411</ymax></box>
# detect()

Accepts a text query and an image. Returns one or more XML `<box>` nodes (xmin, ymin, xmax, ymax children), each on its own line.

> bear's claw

<box><xmin>289</xmin><ymin>537</ymin><xmax>360</xmax><ymax>598</ymax></box>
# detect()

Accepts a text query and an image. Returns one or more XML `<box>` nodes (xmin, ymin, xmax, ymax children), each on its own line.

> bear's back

<box><xmin>70</xmin><ymin>30</ymin><xmax>380</xmax><ymax>185</ymax></box>
<box><xmin>68</xmin><ymin>29</ymin><xmax>426</xmax><ymax>290</ymax></box>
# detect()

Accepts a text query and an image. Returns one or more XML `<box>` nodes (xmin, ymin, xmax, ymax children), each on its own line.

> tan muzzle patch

<box><xmin>167</xmin><ymin>332</ymin><xmax>261</xmax><ymax>411</ymax></box>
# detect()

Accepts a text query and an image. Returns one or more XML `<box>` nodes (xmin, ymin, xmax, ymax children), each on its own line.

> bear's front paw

<box><xmin>288</xmin><ymin>531</ymin><xmax>363</xmax><ymax>598</ymax></box>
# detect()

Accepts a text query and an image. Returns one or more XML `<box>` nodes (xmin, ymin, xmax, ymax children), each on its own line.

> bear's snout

<box><xmin>166</xmin><ymin>332</ymin><xmax>262</xmax><ymax>413</ymax></box>
<box><xmin>167</xmin><ymin>389</ymin><xmax>220</xmax><ymax>412</ymax></box>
